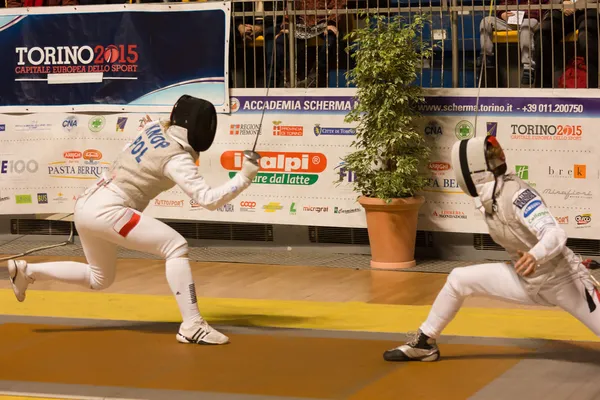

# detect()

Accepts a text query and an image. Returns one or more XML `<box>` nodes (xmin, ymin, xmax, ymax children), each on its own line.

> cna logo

<box><xmin>116</xmin><ymin>117</ymin><xmax>128</xmax><ymax>132</ymax></box>
<box><xmin>62</xmin><ymin>116</ymin><xmax>78</xmax><ymax>132</ymax></box>
<box><xmin>220</xmin><ymin>151</ymin><xmax>327</xmax><ymax>185</ymax></box>
<box><xmin>229</xmin><ymin>124</ymin><xmax>261</xmax><ymax>136</ymax></box>
<box><xmin>303</xmin><ymin>206</ymin><xmax>329</xmax><ymax>213</ymax></box>
<box><xmin>273</xmin><ymin>121</ymin><xmax>303</xmax><ymax>136</ymax></box>
<box><xmin>48</xmin><ymin>149</ymin><xmax>110</xmax><ymax>180</ymax></box>
<box><xmin>575</xmin><ymin>213</ymin><xmax>591</xmax><ymax>227</ymax></box>
<box><xmin>15</xmin><ymin>45</ymin><xmax>139</xmax><ymax>78</ymax></box>
<box><xmin>313</xmin><ymin>124</ymin><xmax>355</xmax><ymax>136</ymax></box>
<box><xmin>487</xmin><ymin>122</ymin><xmax>498</xmax><ymax>137</ymax></box>
<box><xmin>154</xmin><ymin>199</ymin><xmax>184</xmax><ymax>207</ymax></box>
<box><xmin>240</xmin><ymin>201</ymin><xmax>257</xmax><ymax>212</ymax></box>
<box><xmin>548</xmin><ymin>164</ymin><xmax>586</xmax><ymax>179</ymax></box>
<box><xmin>263</xmin><ymin>202</ymin><xmax>283</xmax><ymax>212</ymax></box>
<box><xmin>555</xmin><ymin>216</ymin><xmax>569</xmax><ymax>224</ymax></box>
<box><xmin>432</xmin><ymin>210</ymin><xmax>467</xmax><ymax>219</ymax></box>
<box><xmin>424</xmin><ymin>121</ymin><xmax>442</xmax><ymax>137</ymax></box>
<box><xmin>511</xmin><ymin>124</ymin><xmax>582</xmax><ymax>140</ymax></box>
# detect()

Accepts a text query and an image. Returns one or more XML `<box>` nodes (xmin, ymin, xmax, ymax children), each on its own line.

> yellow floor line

<box><xmin>0</xmin><ymin>289</ymin><xmax>598</xmax><ymax>343</ymax></box>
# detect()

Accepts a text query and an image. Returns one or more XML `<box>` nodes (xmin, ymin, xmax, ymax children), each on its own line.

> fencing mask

<box><xmin>169</xmin><ymin>95</ymin><xmax>217</xmax><ymax>153</ymax></box>
<box><xmin>450</xmin><ymin>135</ymin><xmax>507</xmax><ymax>197</ymax></box>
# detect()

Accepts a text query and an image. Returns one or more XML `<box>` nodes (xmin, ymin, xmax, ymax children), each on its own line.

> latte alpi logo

<box><xmin>220</xmin><ymin>151</ymin><xmax>327</xmax><ymax>185</ymax></box>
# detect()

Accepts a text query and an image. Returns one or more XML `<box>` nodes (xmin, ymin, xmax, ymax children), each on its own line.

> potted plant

<box><xmin>342</xmin><ymin>13</ymin><xmax>433</xmax><ymax>269</ymax></box>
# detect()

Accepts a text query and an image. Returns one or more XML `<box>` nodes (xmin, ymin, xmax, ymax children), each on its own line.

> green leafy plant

<box><xmin>341</xmin><ymin>13</ymin><xmax>433</xmax><ymax>201</ymax></box>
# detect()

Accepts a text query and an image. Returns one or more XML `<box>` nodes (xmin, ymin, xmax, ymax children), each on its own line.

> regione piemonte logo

<box><xmin>220</xmin><ymin>151</ymin><xmax>327</xmax><ymax>185</ymax></box>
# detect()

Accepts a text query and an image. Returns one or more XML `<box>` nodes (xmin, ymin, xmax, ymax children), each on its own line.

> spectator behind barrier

<box><xmin>7</xmin><ymin>0</ymin><xmax>76</xmax><ymax>6</ymax></box>
<box><xmin>534</xmin><ymin>0</ymin><xmax>599</xmax><ymax>88</ymax></box>
<box><xmin>477</xmin><ymin>0</ymin><xmax>550</xmax><ymax>86</ymax></box>
<box><xmin>230</xmin><ymin>0</ymin><xmax>285</xmax><ymax>87</ymax></box>
<box><xmin>270</xmin><ymin>0</ymin><xmax>348</xmax><ymax>87</ymax></box>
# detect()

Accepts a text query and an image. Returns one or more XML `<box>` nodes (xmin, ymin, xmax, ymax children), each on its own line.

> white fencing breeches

<box><xmin>25</xmin><ymin>183</ymin><xmax>201</xmax><ymax>326</ymax></box>
<box><xmin>420</xmin><ymin>262</ymin><xmax>600</xmax><ymax>338</ymax></box>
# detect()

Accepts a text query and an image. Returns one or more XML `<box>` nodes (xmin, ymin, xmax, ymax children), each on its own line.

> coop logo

<box><xmin>334</xmin><ymin>162</ymin><xmax>356</xmax><ymax>183</ymax></box>
<box><xmin>221</xmin><ymin>151</ymin><xmax>326</xmax><ymax>186</ymax></box>
<box><xmin>303</xmin><ymin>206</ymin><xmax>329</xmax><ymax>213</ymax></box>
<box><xmin>217</xmin><ymin>203</ymin><xmax>234</xmax><ymax>212</ymax></box>
<box><xmin>62</xmin><ymin>116</ymin><xmax>78</xmax><ymax>132</ymax></box>
<box><xmin>37</xmin><ymin>193</ymin><xmax>48</xmax><ymax>204</ymax></box>
<box><xmin>555</xmin><ymin>216</ymin><xmax>569</xmax><ymax>224</ymax></box>
<box><xmin>510</xmin><ymin>124</ymin><xmax>583</xmax><ymax>140</ymax></box>
<box><xmin>154</xmin><ymin>199</ymin><xmax>184</xmax><ymax>207</ymax></box>
<box><xmin>424</xmin><ymin>121</ymin><xmax>442</xmax><ymax>137</ymax></box>
<box><xmin>273</xmin><ymin>121</ymin><xmax>303</xmax><ymax>136</ymax></box>
<box><xmin>263</xmin><ymin>202</ymin><xmax>283</xmax><ymax>212</ymax></box>
<box><xmin>229</xmin><ymin>124</ymin><xmax>261</xmax><ymax>136</ymax></box>
<box><xmin>575</xmin><ymin>213</ymin><xmax>592</xmax><ymax>227</ymax></box>
<box><xmin>313</xmin><ymin>124</ymin><xmax>355</xmax><ymax>136</ymax></box>
<box><xmin>48</xmin><ymin>149</ymin><xmax>111</xmax><ymax>179</ymax></box>
<box><xmin>14</xmin><ymin>45</ymin><xmax>140</xmax><ymax>76</ymax></box>
<box><xmin>548</xmin><ymin>164</ymin><xmax>587</xmax><ymax>179</ymax></box>
<box><xmin>432</xmin><ymin>210</ymin><xmax>467</xmax><ymax>219</ymax></box>
<box><xmin>240</xmin><ymin>201</ymin><xmax>256</xmax><ymax>212</ymax></box>
<box><xmin>334</xmin><ymin>206</ymin><xmax>361</xmax><ymax>214</ymax></box>
<box><xmin>1</xmin><ymin>159</ymin><xmax>39</xmax><ymax>175</ymax></box>
<box><xmin>116</xmin><ymin>117</ymin><xmax>128</xmax><ymax>132</ymax></box>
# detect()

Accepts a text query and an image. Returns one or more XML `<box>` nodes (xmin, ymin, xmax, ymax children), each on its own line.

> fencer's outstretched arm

<box><xmin>513</xmin><ymin>189</ymin><xmax>567</xmax><ymax>264</ymax></box>
<box><xmin>163</xmin><ymin>153</ymin><xmax>259</xmax><ymax>211</ymax></box>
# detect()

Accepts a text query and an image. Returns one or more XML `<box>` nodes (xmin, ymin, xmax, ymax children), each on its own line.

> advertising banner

<box><xmin>0</xmin><ymin>3</ymin><xmax>230</xmax><ymax>113</ymax></box>
<box><xmin>0</xmin><ymin>88</ymin><xmax>599</xmax><ymax>239</ymax></box>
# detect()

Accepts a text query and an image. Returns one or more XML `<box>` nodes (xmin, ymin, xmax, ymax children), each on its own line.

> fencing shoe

<box><xmin>176</xmin><ymin>319</ymin><xmax>229</xmax><ymax>345</ymax></box>
<box><xmin>7</xmin><ymin>260</ymin><xmax>33</xmax><ymax>302</ymax></box>
<box><xmin>383</xmin><ymin>330</ymin><xmax>440</xmax><ymax>362</ymax></box>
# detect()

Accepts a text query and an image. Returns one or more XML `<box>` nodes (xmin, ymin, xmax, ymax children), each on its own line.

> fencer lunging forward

<box><xmin>6</xmin><ymin>95</ymin><xmax>261</xmax><ymax>345</ymax></box>
<box><xmin>384</xmin><ymin>135</ymin><xmax>600</xmax><ymax>362</ymax></box>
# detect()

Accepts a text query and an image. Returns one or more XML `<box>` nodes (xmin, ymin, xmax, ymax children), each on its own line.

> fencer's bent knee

<box><xmin>446</xmin><ymin>268</ymin><xmax>472</xmax><ymax>298</ymax></box>
<box><xmin>88</xmin><ymin>268</ymin><xmax>116</xmax><ymax>290</ymax></box>
<box><xmin>164</xmin><ymin>234</ymin><xmax>189</xmax><ymax>260</ymax></box>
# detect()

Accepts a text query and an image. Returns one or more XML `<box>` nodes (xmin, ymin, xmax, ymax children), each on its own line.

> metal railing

<box><xmin>229</xmin><ymin>0</ymin><xmax>600</xmax><ymax>89</ymax></box>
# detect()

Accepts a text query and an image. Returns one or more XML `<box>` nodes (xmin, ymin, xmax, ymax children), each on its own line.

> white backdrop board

<box><xmin>0</xmin><ymin>88</ymin><xmax>598</xmax><ymax>239</ymax></box>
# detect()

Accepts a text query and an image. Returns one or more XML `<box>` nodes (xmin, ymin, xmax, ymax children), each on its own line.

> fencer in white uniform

<box><xmin>6</xmin><ymin>95</ymin><xmax>262</xmax><ymax>345</ymax></box>
<box><xmin>384</xmin><ymin>135</ymin><xmax>600</xmax><ymax>362</ymax></box>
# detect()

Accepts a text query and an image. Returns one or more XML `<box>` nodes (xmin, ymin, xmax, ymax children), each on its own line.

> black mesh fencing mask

<box><xmin>170</xmin><ymin>95</ymin><xmax>217</xmax><ymax>153</ymax></box>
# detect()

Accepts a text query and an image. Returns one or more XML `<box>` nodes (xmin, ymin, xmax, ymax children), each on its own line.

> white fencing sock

<box><xmin>26</xmin><ymin>261</ymin><xmax>91</xmax><ymax>286</ymax></box>
<box><xmin>165</xmin><ymin>257</ymin><xmax>202</xmax><ymax>328</ymax></box>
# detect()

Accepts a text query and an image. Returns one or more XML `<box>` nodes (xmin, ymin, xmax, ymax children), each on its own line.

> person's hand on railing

<box><xmin>327</xmin><ymin>25</ymin><xmax>338</xmax><ymax>36</ymax></box>
<box><xmin>562</xmin><ymin>0</ymin><xmax>576</xmax><ymax>16</ymax></box>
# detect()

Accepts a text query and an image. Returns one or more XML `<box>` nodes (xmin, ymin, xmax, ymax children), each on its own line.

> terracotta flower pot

<box><xmin>358</xmin><ymin>195</ymin><xmax>425</xmax><ymax>270</ymax></box>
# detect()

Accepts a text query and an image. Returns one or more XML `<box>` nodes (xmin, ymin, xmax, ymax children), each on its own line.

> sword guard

<box><xmin>243</xmin><ymin>150</ymin><xmax>261</xmax><ymax>165</ymax></box>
